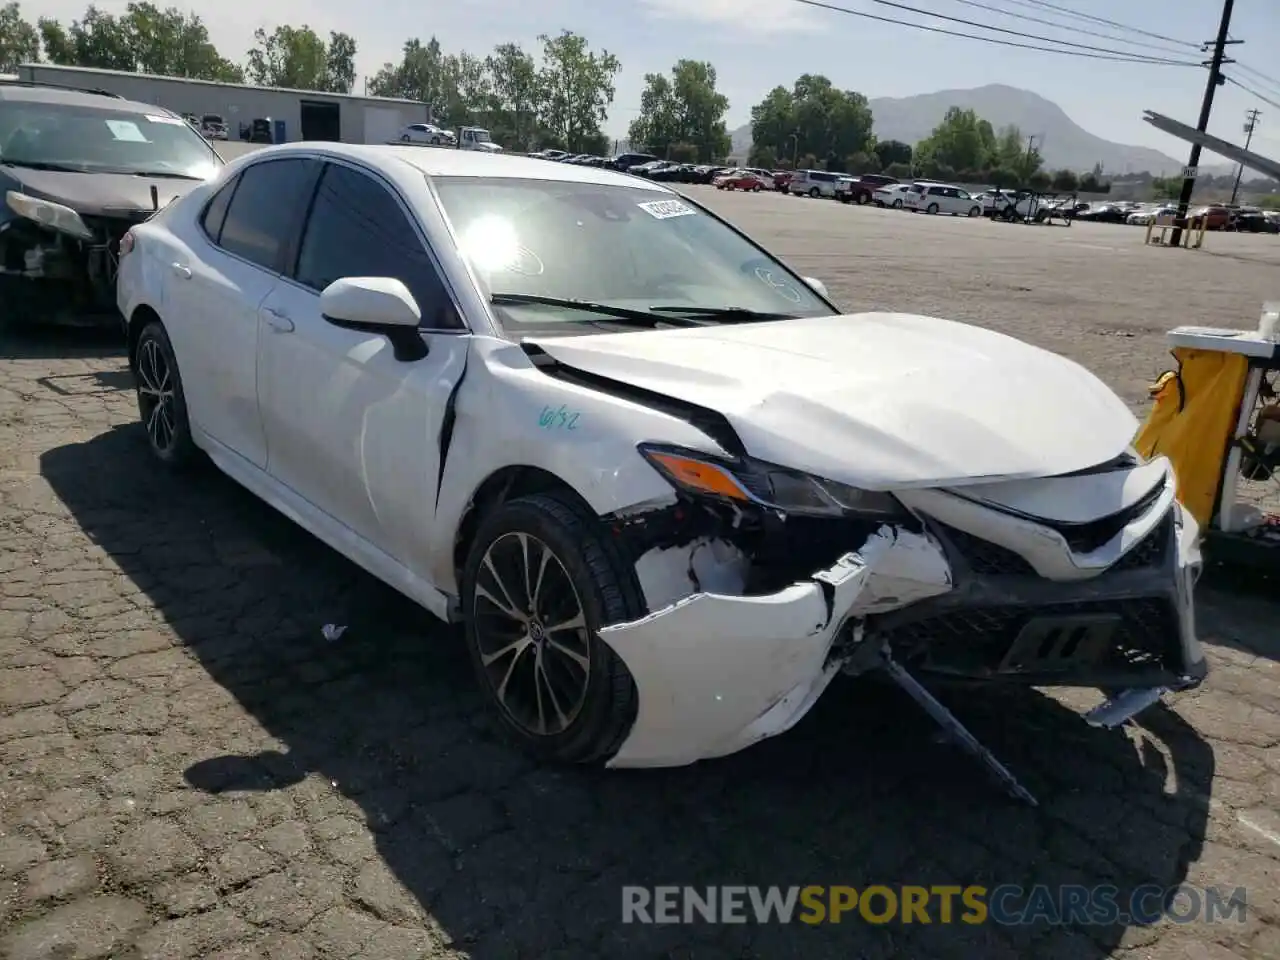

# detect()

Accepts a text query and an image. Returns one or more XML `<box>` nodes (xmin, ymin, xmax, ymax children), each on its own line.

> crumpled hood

<box><xmin>528</xmin><ymin>312</ymin><xmax>1138</xmax><ymax>489</ymax></box>
<box><xmin>3</xmin><ymin>168</ymin><xmax>206</xmax><ymax>217</ymax></box>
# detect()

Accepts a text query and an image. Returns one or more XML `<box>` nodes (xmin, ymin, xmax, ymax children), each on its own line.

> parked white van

<box><xmin>788</xmin><ymin>169</ymin><xmax>849</xmax><ymax>198</ymax></box>
<box><xmin>903</xmin><ymin>182</ymin><xmax>984</xmax><ymax>216</ymax></box>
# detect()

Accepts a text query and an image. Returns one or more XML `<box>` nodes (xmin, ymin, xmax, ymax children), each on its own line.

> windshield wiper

<box><xmin>648</xmin><ymin>305</ymin><xmax>798</xmax><ymax>323</ymax></box>
<box><xmin>1</xmin><ymin>160</ymin><xmax>85</xmax><ymax>172</ymax></box>
<box><xmin>131</xmin><ymin>170</ymin><xmax>202</xmax><ymax>180</ymax></box>
<box><xmin>490</xmin><ymin>293</ymin><xmax>701</xmax><ymax>328</ymax></box>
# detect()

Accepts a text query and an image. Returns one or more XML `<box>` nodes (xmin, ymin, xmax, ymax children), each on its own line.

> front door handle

<box><xmin>263</xmin><ymin>306</ymin><xmax>294</xmax><ymax>333</ymax></box>
<box><xmin>170</xmin><ymin>262</ymin><xmax>191</xmax><ymax>279</ymax></box>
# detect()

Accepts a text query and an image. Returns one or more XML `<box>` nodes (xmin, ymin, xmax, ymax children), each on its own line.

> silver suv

<box><xmin>787</xmin><ymin>169</ymin><xmax>850</xmax><ymax>198</ymax></box>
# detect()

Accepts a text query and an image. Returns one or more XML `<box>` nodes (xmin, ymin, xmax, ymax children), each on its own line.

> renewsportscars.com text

<box><xmin>621</xmin><ymin>884</ymin><xmax>1247</xmax><ymax>926</ymax></box>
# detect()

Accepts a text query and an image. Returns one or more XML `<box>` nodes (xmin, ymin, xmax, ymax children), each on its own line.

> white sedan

<box><xmin>115</xmin><ymin>143</ymin><xmax>1205</xmax><ymax>787</ymax></box>
<box><xmin>873</xmin><ymin>184</ymin><xmax>910</xmax><ymax>208</ymax></box>
<box><xmin>399</xmin><ymin>123</ymin><xmax>453</xmax><ymax>145</ymax></box>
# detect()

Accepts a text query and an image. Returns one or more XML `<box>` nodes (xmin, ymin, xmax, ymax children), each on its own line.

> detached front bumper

<box><xmin>601</xmin><ymin>528</ymin><xmax>954</xmax><ymax>768</ymax></box>
<box><xmin>601</xmin><ymin>498</ymin><xmax>1204</xmax><ymax>770</ymax></box>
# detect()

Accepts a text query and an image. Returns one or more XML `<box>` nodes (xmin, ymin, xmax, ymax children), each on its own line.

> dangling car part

<box><xmin>0</xmin><ymin>81</ymin><xmax>223</xmax><ymax>326</ymax></box>
<box><xmin>115</xmin><ymin>143</ymin><xmax>1208</xmax><ymax>803</ymax></box>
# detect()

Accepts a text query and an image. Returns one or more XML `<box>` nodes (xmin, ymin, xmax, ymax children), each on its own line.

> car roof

<box><xmin>239</xmin><ymin>142</ymin><xmax>681</xmax><ymax>191</ymax></box>
<box><xmin>0</xmin><ymin>82</ymin><xmax>176</xmax><ymax>117</ymax></box>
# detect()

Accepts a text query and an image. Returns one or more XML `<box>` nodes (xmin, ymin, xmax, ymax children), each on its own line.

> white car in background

<box><xmin>114</xmin><ymin>144</ymin><xmax>1204</xmax><ymax>792</ymax></box>
<box><xmin>903</xmin><ymin>182</ymin><xmax>984</xmax><ymax>216</ymax></box>
<box><xmin>399</xmin><ymin>123</ymin><xmax>454</xmax><ymax>145</ymax></box>
<box><xmin>873</xmin><ymin>184</ymin><xmax>911</xmax><ymax>208</ymax></box>
<box><xmin>1128</xmin><ymin>204</ymin><xmax>1177</xmax><ymax>226</ymax></box>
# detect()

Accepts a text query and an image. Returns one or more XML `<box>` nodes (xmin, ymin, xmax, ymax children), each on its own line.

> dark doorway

<box><xmin>300</xmin><ymin>100</ymin><xmax>341</xmax><ymax>141</ymax></box>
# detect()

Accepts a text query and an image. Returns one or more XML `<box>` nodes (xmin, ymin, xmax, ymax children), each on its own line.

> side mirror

<box><xmin>320</xmin><ymin>277</ymin><xmax>428</xmax><ymax>362</ymax></box>
<box><xmin>803</xmin><ymin>276</ymin><xmax>829</xmax><ymax>299</ymax></box>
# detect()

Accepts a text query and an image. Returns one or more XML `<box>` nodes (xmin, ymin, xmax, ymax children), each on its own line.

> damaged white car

<box><xmin>117</xmin><ymin>144</ymin><xmax>1205</xmax><ymax>802</ymax></box>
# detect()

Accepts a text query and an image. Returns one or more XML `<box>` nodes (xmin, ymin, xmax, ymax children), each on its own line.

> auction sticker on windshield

<box><xmin>638</xmin><ymin>199</ymin><xmax>696</xmax><ymax>220</ymax></box>
<box><xmin>105</xmin><ymin>120</ymin><xmax>148</xmax><ymax>142</ymax></box>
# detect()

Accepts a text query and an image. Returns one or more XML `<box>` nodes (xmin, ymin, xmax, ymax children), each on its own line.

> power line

<box><xmin>1233</xmin><ymin>62</ymin><xmax>1280</xmax><ymax>97</ymax></box>
<box><xmin>1225</xmin><ymin>75</ymin><xmax>1280</xmax><ymax>113</ymax></box>
<box><xmin>939</xmin><ymin>0</ymin><xmax>1195</xmax><ymax>56</ymax></box>
<box><xmin>992</xmin><ymin>0</ymin><xmax>1200</xmax><ymax>49</ymax></box>
<box><xmin>833</xmin><ymin>0</ymin><xmax>1202</xmax><ymax>61</ymax></box>
<box><xmin>786</xmin><ymin>0</ymin><xmax>1204</xmax><ymax>64</ymax></box>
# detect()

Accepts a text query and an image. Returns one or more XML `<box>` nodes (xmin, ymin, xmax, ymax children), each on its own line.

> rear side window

<box><xmin>218</xmin><ymin>158</ymin><xmax>317</xmax><ymax>272</ymax></box>
<box><xmin>200</xmin><ymin>176</ymin><xmax>237</xmax><ymax>242</ymax></box>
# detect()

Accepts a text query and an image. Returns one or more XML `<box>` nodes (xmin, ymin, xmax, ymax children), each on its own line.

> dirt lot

<box><xmin>1</xmin><ymin>188</ymin><xmax>1279</xmax><ymax>960</ymax></box>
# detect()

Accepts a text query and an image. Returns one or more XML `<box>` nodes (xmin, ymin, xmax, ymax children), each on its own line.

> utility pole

<box><xmin>1229</xmin><ymin>108</ymin><xmax>1261</xmax><ymax>205</ymax></box>
<box><xmin>1169</xmin><ymin>0</ymin><xmax>1239</xmax><ymax>247</ymax></box>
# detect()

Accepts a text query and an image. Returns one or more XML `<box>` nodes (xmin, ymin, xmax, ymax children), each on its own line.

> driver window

<box><xmin>293</xmin><ymin>163</ymin><xmax>460</xmax><ymax>329</ymax></box>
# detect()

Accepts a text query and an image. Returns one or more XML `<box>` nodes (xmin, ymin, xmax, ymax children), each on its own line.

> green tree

<box><xmin>1050</xmin><ymin>169</ymin><xmax>1079</xmax><ymax>192</ymax></box>
<box><xmin>485</xmin><ymin>42</ymin><xmax>540</xmax><ymax>150</ymax></box>
<box><xmin>124</xmin><ymin>3</ymin><xmax>241</xmax><ymax>80</ymax></box>
<box><xmin>873</xmin><ymin>139</ymin><xmax>912</xmax><ymax>168</ymax></box>
<box><xmin>846</xmin><ymin>150</ymin><xmax>878</xmax><ymax>173</ymax></box>
<box><xmin>1151</xmin><ymin>175</ymin><xmax>1182</xmax><ymax>200</ymax></box>
<box><xmin>536</xmin><ymin>30</ymin><xmax>619</xmax><ymax>154</ymax></box>
<box><xmin>884</xmin><ymin>161</ymin><xmax>911</xmax><ymax>179</ymax></box>
<box><xmin>627</xmin><ymin>59</ymin><xmax>729</xmax><ymax>162</ymax></box>
<box><xmin>367</xmin><ymin>37</ymin><xmax>447</xmax><ymax>112</ymax></box>
<box><xmin>914</xmin><ymin>107</ymin><xmax>996</xmax><ymax>174</ymax></box>
<box><xmin>439</xmin><ymin>51</ymin><xmax>490</xmax><ymax>127</ymax></box>
<box><xmin>0</xmin><ymin>2</ymin><xmax>39</xmax><ymax>72</ymax></box>
<box><xmin>748</xmin><ymin>75</ymin><xmax>872</xmax><ymax>171</ymax></box>
<box><xmin>38</xmin><ymin>5</ymin><xmax>133</xmax><ymax>69</ymax></box>
<box><xmin>246</xmin><ymin>25</ymin><xmax>356</xmax><ymax>92</ymax></box>
<box><xmin>993</xmin><ymin>125</ymin><xmax>1042</xmax><ymax>179</ymax></box>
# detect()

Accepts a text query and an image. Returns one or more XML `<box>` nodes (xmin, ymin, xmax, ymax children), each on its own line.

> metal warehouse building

<box><xmin>15</xmin><ymin>63</ymin><xmax>430</xmax><ymax>144</ymax></box>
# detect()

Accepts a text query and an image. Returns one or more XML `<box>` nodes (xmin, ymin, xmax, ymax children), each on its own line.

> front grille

<box><xmin>875</xmin><ymin>596</ymin><xmax>1182</xmax><ymax>679</ymax></box>
<box><xmin>932</xmin><ymin>522</ymin><xmax>1037</xmax><ymax>576</ymax></box>
<box><xmin>1112</xmin><ymin>513</ymin><xmax>1172</xmax><ymax>572</ymax></box>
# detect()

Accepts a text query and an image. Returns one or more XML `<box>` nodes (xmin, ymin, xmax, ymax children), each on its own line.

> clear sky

<box><xmin>29</xmin><ymin>0</ymin><xmax>1280</xmax><ymax>157</ymax></box>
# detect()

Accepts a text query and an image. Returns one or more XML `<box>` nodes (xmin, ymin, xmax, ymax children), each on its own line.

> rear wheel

<box><xmin>893</xmin><ymin>198</ymin><xmax>903</xmax><ymax>209</ymax></box>
<box><xmin>753</xmin><ymin>184</ymin><xmax>762</xmax><ymax>192</ymax></box>
<box><xmin>968</xmin><ymin>207</ymin><xmax>981</xmax><ymax>217</ymax></box>
<box><xmin>856</xmin><ymin>192</ymin><xmax>869</xmax><ymax>205</ymax></box>
<box><xmin>926</xmin><ymin>203</ymin><xmax>939</xmax><ymax>214</ymax></box>
<box><xmin>134</xmin><ymin>321</ymin><xmax>197</xmax><ymax>469</ymax></box>
<box><xmin>461</xmin><ymin>492</ymin><xmax>643</xmax><ymax>764</ymax></box>
<box><xmin>809</xmin><ymin>187</ymin><xmax>820</xmax><ymax>198</ymax></box>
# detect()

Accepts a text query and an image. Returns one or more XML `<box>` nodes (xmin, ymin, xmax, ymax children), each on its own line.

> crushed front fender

<box><xmin>600</xmin><ymin>527</ymin><xmax>953</xmax><ymax>768</ymax></box>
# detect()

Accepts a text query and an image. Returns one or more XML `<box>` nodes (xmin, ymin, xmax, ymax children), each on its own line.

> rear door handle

<box><xmin>171</xmin><ymin>262</ymin><xmax>191</xmax><ymax>279</ymax></box>
<box><xmin>263</xmin><ymin>306</ymin><xmax>294</xmax><ymax>333</ymax></box>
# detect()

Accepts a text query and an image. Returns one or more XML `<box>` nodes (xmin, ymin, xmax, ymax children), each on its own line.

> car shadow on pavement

<box><xmin>41</xmin><ymin>423</ymin><xmax>1215</xmax><ymax>960</ymax></box>
<box><xmin>0</xmin><ymin>323</ymin><xmax>127</xmax><ymax>362</ymax></box>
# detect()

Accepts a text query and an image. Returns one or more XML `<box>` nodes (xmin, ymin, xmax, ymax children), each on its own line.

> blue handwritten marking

<box><xmin>538</xmin><ymin>404</ymin><xmax>580</xmax><ymax>430</ymax></box>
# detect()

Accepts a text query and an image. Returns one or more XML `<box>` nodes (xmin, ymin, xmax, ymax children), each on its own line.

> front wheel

<box><xmin>809</xmin><ymin>187</ymin><xmax>820</xmax><ymax>198</ymax></box>
<box><xmin>968</xmin><ymin>206</ymin><xmax>981</xmax><ymax>217</ymax></box>
<box><xmin>753</xmin><ymin>184</ymin><xmax>762</xmax><ymax>192</ymax></box>
<box><xmin>926</xmin><ymin>203</ymin><xmax>939</xmax><ymax>214</ymax></box>
<box><xmin>461</xmin><ymin>492</ymin><xmax>643</xmax><ymax>764</ymax></box>
<box><xmin>856</xmin><ymin>192</ymin><xmax>868</xmax><ymax>205</ymax></box>
<box><xmin>400</xmin><ymin>134</ymin><xmax>411</xmax><ymax>142</ymax></box>
<box><xmin>134</xmin><ymin>321</ymin><xmax>197</xmax><ymax>468</ymax></box>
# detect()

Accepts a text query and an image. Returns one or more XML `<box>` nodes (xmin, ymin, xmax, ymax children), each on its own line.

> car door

<box><xmin>256</xmin><ymin>159</ymin><xmax>469</xmax><ymax>573</ymax></box>
<box><xmin>169</xmin><ymin>157</ymin><xmax>319</xmax><ymax>469</ymax></box>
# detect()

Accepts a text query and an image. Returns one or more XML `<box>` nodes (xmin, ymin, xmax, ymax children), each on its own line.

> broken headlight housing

<box><xmin>638</xmin><ymin>443</ymin><xmax>909</xmax><ymax>519</ymax></box>
<box><xmin>5</xmin><ymin>190</ymin><xmax>94</xmax><ymax>241</ymax></box>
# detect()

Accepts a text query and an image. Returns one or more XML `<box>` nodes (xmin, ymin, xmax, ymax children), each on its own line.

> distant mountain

<box><xmin>727</xmin><ymin>84</ymin><xmax>1232</xmax><ymax>176</ymax></box>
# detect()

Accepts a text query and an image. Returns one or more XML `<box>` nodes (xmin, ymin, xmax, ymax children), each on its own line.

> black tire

<box><xmin>809</xmin><ymin>187</ymin><xmax>820</xmax><ymax>198</ymax></box>
<box><xmin>134</xmin><ymin>320</ymin><xmax>197</xmax><ymax>468</ymax></box>
<box><xmin>461</xmin><ymin>491</ymin><xmax>644</xmax><ymax>765</ymax></box>
<box><xmin>856</xmin><ymin>192</ymin><xmax>869</xmax><ymax>205</ymax></box>
<box><xmin>893</xmin><ymin>199</ymin><xmax>903</xmax><ymax>209</ymax></box>
<box><xmin>968</xmin><ymin>206</ymin><xmax>981</xmax><ymax>217</ymax></box>
<box><xmin>753</xmin><ymin>184</ymin><xmax>762</xmax><ymax>192</ymax></box>
<box><xmin>926</xmin><ymin>203</ymin><xmax>939</xmax><ymax>214</ymax></box>
<box><xmin>400</xmin><ymin>134</ymin><xmax>411</xmax><ymax>142</ymax></box>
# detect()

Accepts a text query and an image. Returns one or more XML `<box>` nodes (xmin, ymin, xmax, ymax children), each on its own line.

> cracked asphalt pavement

<box><xmin>1</xmin><ymin>191</ymin><xmax>1279</xmax><ymax>959</ymax></box>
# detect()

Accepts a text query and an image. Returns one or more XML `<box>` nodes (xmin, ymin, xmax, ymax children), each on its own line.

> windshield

<box><xmin>432</xmin><ymin>176</ymin><xmax>836</xmax><ymax>336</ymax></box>
<box><xmin>470</xmin><ymin>129</ymin><xmax>492</xmax><ymax>143</ymax></box>
<box><xmin>0</xmin><ymin>101</ymin><xmax>223</xmax><ymax>178</ymax></box>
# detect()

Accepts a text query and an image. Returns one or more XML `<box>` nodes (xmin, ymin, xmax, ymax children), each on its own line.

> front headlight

<box><xmin>5</xmin><ymin>190</ymin><xmax>94</xmax><ymax>241</ymax></box>
<box><xmin>638</xmin><ymin>443</ymin><xmax>908</xmax><ymax>518</ymax></box>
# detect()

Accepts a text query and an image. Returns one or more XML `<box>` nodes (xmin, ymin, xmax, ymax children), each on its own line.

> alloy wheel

<box><xmin>136</xmin><ymin>338</ymin><xmax>176</xmax><ymax>454</ymax></box>
<box><xmin>472</xmin><ymin>532</ymin><xmax>592</xmax><ymax>737</ymax></box>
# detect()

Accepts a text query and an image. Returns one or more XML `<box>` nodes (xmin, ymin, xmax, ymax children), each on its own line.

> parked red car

<box><xmin>713</xmin><ymin>170</ymin><xmax>766</xmax><ymax>191</ymax></box>
<box><xmin>771</xmin><ymin>170</ymin><xmax>794</xmax><ymax>192</ymax></box>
